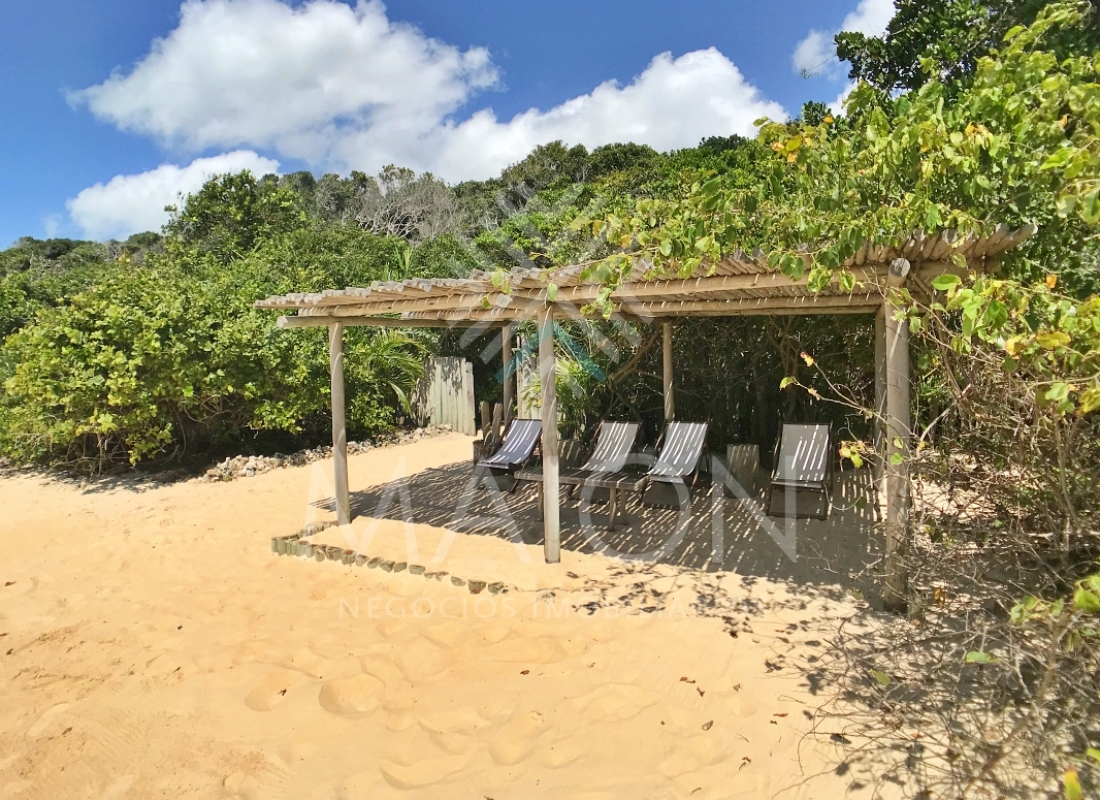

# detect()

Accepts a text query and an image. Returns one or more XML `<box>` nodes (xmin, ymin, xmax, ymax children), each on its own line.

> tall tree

<box><xmin>836</xmin><ymin>0</ymin><xmax>1098</xmax><ymax>93</ymax></box>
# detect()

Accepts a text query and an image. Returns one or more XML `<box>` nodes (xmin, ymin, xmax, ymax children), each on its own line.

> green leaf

<box><xmin>932</xmin><ymin>274</ymin><xmax>961</xmax><ymax>292</ymax></box>
<box><xmin>779</xmin><ymin>377</ymin><xmax>797</xmax><ymax>390</ymax></box>
<box><xmin>964</xmin><ymin>651</ymin><xmax>997</xmax><ymax>664</ymax></box>
<box><xmin>1036</xmin><ymin>331</ymin><xmax>1071</xmax><ymax>350</ymax></box>
<box><xmin>1080</xmin><ymin>189</ymin><xmax>1100</xmax><ymax>226</ymax></box>
<box><xmin>869</xmin><ymin>669</ymin><xmax>892</xmax><ymax>686</ymax></box>
<box><xmin>890</xmin><ymin>452</ymin><xmax>904</xmax><ymax>466</ymax></box>
<box><xmin>1076</xmin><ymin>387</ymin><xmax>1100</xmax><ymax>414</ymax></box>
<box><xmin>1073</xmin><ymin>585</ymin><xmax>1100</xmax><ymax>613</ymax></box>
<box><xmin>1064</xmin><ymin>768</ymin><xmax>1083</xmax><ymax>800</ymax></box>
<box><xmin>1086</xmin><ymin>748</ymin><xmax>1100</xmax><ymax>764</ymax></box>
<box><xmin>546</xmin><ymin>283</ymin><xmax>559</xmax><ymax>302</ymax></box>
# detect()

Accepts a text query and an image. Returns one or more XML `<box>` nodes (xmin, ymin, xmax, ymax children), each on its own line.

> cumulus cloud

<box><xmin>67</xmin><ymin>151</ymin><xmax>280</xmax><ymax>240</ymax></box>
<box><xmin>71</xmin><ymin>0</ymin><xmax>784</xmax><ymax>181</ymax></box>
<box><xmin>339</xmin><ymin>48</ymin><xmax>787</xmax><ymax>181</ymax></box>
<box><xmin>792</xmin><ymin>0</ymin><xmax>894</xmax><ymax>78</ymax></box>
<box><xmin>67</xmin><ymin>0</ymin><xmax>789</xmax><ymax>234</ymax></box>
<box><xmin>69</xmin><ymin>0</ymin><xmax>498</xmax><ymax>161</ymax></box>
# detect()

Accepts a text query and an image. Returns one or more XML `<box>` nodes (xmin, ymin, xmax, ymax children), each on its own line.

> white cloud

<box><xmin>792</xmin><ymin>0</ymin><xmax>894</xmax><ymax>77</ymax></box>
<box><xmin>67</xmin><ymin>151</ymin><xmax>280</xmax><ymax>240</ymax></box>
<box><xmin>338</xmin><ymin>48</ymin><xmax>787</xmax><ymax>181</ymax></box>
<box><xmin>70</xmin><ymin>0</ymin><xmax>785</xmax><ymax>184</ymax></box>
<box><xmin>70</xmin><ymin>0</ymin><xmax>498</xmax><ymax>161</ymax></box>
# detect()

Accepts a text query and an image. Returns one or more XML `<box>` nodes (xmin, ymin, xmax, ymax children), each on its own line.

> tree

<box><xmin>164</xmin><ymin>171</ymin><xmax>306</xmax><ymax>263</ymax></box>
<box><xmin>354</xmin><ymin>166</ymin><xmax>464</xmax><ymax>242</ymax></box>
<box><xmin>836</xmin><ymin>0</ymin><xmax>1099</xmax><ymax>94</ymax></box>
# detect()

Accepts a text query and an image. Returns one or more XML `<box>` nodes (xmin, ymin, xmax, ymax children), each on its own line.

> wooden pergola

<box><xmin>257</xmin><ymin>224</ymin><xmax>1035</xmax><ymax>608</ymax></box>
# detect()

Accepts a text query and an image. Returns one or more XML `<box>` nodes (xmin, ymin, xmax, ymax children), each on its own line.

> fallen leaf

<box><xmin>773</xmin><ymin>712</ymin><xmax>788</xmax><ymax>717</ymax></box>
<box><xmin>770</xmin><ymin>720</ymin><xmax>778</xmax><ymax>725</ymax></box>
<box><xmin>62</xmin><ymin>727</ymin><xmax>72</xmax><ymax>736</ymax></box>
<box><xmin>701</xmin><ymin>721</ymin><xmax>713</xmax><ymax>731</ymax></box>
<box><xmin>696</xmin><ymin>687</ymin><xmax>705</xmax><ymax>697</ymax></box>
<box><xmin>742</xmin><ymin>756</ymin><xmax>752</xmax><ymax>762</ymax></box>
<box><xmin>3</xmin><ymin>582</ymin><xmax>14</xmax><ymax>587</ymax></box>
<box><xmin>732</xmin><ymin>683</ymin><xmax>741</xmax><ymax>692</ymax></box>
<box><xmin>679</xmin><ymin>676</ymin><xmax>696</xmax><ymax>683</ymax></box>
<box><xmin>520</xmin><ymin>670</ymin><xmax>530</xmax><ymax>675</ymax></box>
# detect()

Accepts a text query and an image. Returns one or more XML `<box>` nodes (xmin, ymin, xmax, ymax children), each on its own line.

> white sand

<box><xmin>0</xmin><ymin>434</ymin><xmax>892</xmax><ymax>799</ymax></box>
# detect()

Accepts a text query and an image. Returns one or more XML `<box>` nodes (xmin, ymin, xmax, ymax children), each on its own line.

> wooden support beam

<box><xmin>662</xmin><ymin>321</ymin><xmax>675</xmax><ymax>421</ymax></box>
<box><xmin>874</xmin><ymin>306</ymin><xmax>887</xmax><ymax>484</ymax></box>
<box><xmin>329</xmin><ymin>323</ymin><xmax>351</xmax><ymax>526</ymax></box>
<box><xmin>538</xmin><ymin>307</ymin><xmax>561</xmax><ymax>564</ymax></box>
<box><xmin>883</xmin><ymin>259</ymin><xmax>911</xmax><ymax>611</ymax></box>
<box><xmin>278</xmin><ymin>315</ymin><xmax>506</xmax><ymax>329</ymax></box>
<box><xmin>502</xmin><ymin>324</ymin><xmax>515</xmax><ymax>431</ymax></box>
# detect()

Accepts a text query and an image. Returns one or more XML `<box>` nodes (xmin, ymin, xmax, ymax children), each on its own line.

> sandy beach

<box><xmin>0</xmin><ymin>434</ymin><xmax>893</xmax><ymax>799</ymax></box>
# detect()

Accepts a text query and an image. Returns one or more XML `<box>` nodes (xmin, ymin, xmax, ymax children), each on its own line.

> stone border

<box><xmin>203</xmin><ymin>424</ymin><xmax>454</xmax><ymax>481</ymax></box>
<box><xmin>269</xmin><ymin>523</ymin><xmax>505</xmax><ymax>596</ymax></box>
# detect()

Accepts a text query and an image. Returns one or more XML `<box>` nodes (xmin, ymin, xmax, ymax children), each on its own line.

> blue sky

<box><xmin>0</xmin><ymin>0</ymin><xmax>892</xmax><ymax>247</ymax></box>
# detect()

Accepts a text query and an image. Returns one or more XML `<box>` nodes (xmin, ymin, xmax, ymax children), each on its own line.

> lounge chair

<box><xmin>575</xmin><ymin>421</ymin><xmax>709</xmax><ymax>529</ymax></box>
<box><xmin>640</xmin><ymin>421</ymin><xmax>710</xmax><ymax>508</ymax></box>
<box><xmin>476</xmin><ymin>418</ymin><xmax>542</xmax><ymax>492</ymax></box>
<box><xmin>767</xmin><ymin>423</ymin><xmax>833</xmax><ymax>520</ymax></box>
<box><xmin>516</xmin><ymin>420</ymin><xmax>641</xmax><ymax>508</ymax></box>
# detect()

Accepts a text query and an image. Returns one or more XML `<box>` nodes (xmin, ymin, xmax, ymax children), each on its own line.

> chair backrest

<box><xmin>484</xmin><ymin>418</ymin><xmax>542</xmax><ymax>466</ymax></box>
<box><xmin>582</xmin><ymin>421</ymin><xmax>640</xmax><ymax>473</ymax></box>
<box><xmin>649</xmin><ymin>422</ymin><xmax>708</xmax><ymax>478</ymax></box>
<box><xmin>773</xmin><ymin>424</ymin><xmax>831</xmax><ymax>484</ymax></box>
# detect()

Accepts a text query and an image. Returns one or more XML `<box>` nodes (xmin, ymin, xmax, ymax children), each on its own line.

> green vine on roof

<box><xmin>594</xmin><ymin>0</ymin><xmax>1100</xmax><ymax>415</ymax></box>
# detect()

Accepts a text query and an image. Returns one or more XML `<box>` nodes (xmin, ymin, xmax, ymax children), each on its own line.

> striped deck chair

<box><xmin>641</xmin><ymin>421</ymin><xmax>709</xmax><ymax>508</ymax></box>
<box><xmin>475</xmin><ymin>418</ymin><xmax>542</xmax><ymax>492</ymax></box>
<box><xmin>767</xmin><ymin>423</ymin><xmax>833</xmax><ymax>519</ymax></box>
<box><xmin>516</xmin><ymin>421</ymin><xmax>641</xmax><ymax>506</ymax></box>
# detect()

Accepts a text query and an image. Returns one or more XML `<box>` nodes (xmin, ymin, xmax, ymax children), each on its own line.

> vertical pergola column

<box><xmin>873</xmin><ymin>307</ymin><xmax>887</xmax><ymax>484</ymax></box>
<box><xmin>502</xmin><ymin>323</ymin><xmax>515</xmax><ymax>430</ymax></box>
<box><xmin>539</xmin><ymin>307</ymin><xmax>560</xmax><ymax>563</ymax></box>
<box><xmin>329</xmin><ymin>323</ymin><xmax>351</xmax><ymax>526</ymax></box>
<box><xmin>882</xmin><ymin>259</ymin><xmax>912</xmax><ymax>610</ymax></box>
<box><xmin>662</xmin><ymin>321</ymin><xmax>675</xmax><ymax>421</ymax></box>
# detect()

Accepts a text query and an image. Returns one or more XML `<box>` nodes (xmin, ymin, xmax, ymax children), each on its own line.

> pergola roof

<box><xmin>256</xmin><ymin>224</ymin><xmax>1036</xmax><ymax>327</ymax></box>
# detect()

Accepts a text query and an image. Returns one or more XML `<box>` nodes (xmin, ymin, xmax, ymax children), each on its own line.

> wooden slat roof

<box><xmin>257</xmin><ymin>224</ymin><xmax>1036</xmax><ymax>325</ymax></box>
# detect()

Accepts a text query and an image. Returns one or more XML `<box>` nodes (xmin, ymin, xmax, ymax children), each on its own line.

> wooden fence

<box><xmin>418</xmin><ymin>357</ymin><xmax>476</xmax><ymax>435</ymax></box>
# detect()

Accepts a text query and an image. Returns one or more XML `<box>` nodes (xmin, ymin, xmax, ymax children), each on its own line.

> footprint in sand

<box><xmin>26</xmin><ymin>703</ymin><xmax>70</xmax><ymax>737</ymax></box>
<box><xmin>488</xmin><ymin>710</ymin><xmax>551</xmax><ymax>766</ymax></box>
<box><xmin>245</xmin><ymin>668</ymin><xmax>305</xmax><ymax>711</ymax></box>
<box><xmin>420</xmin><ymin>620</ymin><xmax>472</xmax><ymax>649</ymax></box>
<box><xmin>575</xmin><ymin>684</ymin><xmax>656</xmax><ymax>722</ymax></box>
<box><xmin>395</xmin><ymin>638</ymin><xmax>450</xmax><ymax>683</ymax></box>
<box><xmin>318</xmin><ymin>673</ymin><xmax>384</xmax><ymax>717</ymax></box>
<box><xmin>378</xmin><ymin>753</ymin><xmax>470</xmax><ymax>789</ymax></box>
<box><xmin>417</xmin><ymin>706</ymin><xmax>492</xmax><ymax>735</ymax></box>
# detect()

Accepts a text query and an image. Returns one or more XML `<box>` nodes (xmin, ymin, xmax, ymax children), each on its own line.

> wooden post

<box><xmin>502</xmin><ymin>324</ymin><xmax>515</xmax><ymax>430</ymax></box>
<box><xmin>662</xmin><ymin>321</ymin><xmax>675</xmax><ymax>421</ymax></box>
<box><xmin>539</xmin><ymin>307</ymin><xmax>560</xmax><ymax>564</ymax></box>
<box><xmin>329</xmin><ymin>323</ymin><xmax>351</xmax><ymax>526</ymax></box>
<box><xmin>874</xmin><ymin>306</ymin><xmax>887</xmax><ymax>483</ymax></box>
<box><xmin>883</xmin><ymin>259</ymin><xmax>911</xmax><ymax>611</ymax></box>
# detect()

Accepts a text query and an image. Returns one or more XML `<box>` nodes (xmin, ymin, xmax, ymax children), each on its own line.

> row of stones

<box><xmin>270</xmin><ymin>530</ymin><xmax>505</xmax><ymax>596</ymax></box>
<box><xmin>202</xmin><ymin>424</ymin><xmax>454</xmax><ymax>481</ymax></box>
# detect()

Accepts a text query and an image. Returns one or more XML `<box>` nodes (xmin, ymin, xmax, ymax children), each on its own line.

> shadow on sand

<box><xmin>315</xmin><ymin>460</ymin><xmax>886</xmax><ymax>606</ymax></box>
